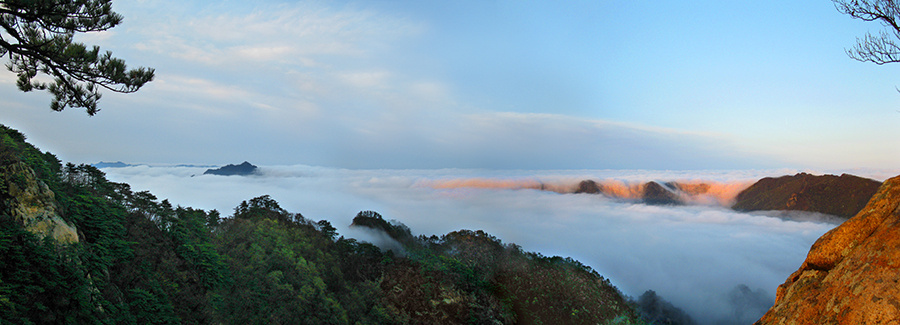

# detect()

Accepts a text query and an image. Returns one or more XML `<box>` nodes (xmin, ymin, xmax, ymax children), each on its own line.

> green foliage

<box><xmin>357</xmin><ymin>224</ymin><xmax>643</xmax><ymax>325</ymax></box>
<box><xmin>112</xmin><ymin>206</ymin><xmax>217</xmax><ymax>324</ymax></box>
<box><xmin>171</xmin><ymin>207</ymin><xmax>225</xmax><ymax>289</ymax></box>
<box><xmin>233</xmin><ymin>195</ymin><xmax>302</xmax><ymax>224</ymax></box>
<box><xmin>317</xmin><ymin>219</ymin><xmax>338</xmax><ymax>240</ymax></box>
<box><xmin>0</xmin><ymin>124</ymin><xmax>61</xmax><ymax>189</ymax></box>
<box><xmin>58</xmin><ymin>164</ymin><xmax>131</xmax><ymax>268</ymax></box>
<box><xmin>0</xmin><ymin>0</ymin><xmax>155</xmax><ymax>114</ymax></box>
<box><xmin>605</xmin><ymin>315</ymin><xmax>652</xmax><ymax>325</ymax></box>
<box><xmin>1</xmin><ymin>125</ymin><xmax>646</xmax><ymax>325</ymax></box>
<box><xmin>119</xmin><ymin>288</ymin><xmax>179</xmax><ymax>325</ymax></box>
<box><xmin>0</xmin><ymin>131</ymin><xmax>226</xmax><ymax>323</ymax></box>
<box><xmin>213</xmin><ymin>197</ymin><xmax>398</xmax><ymax>324</ymax></box>
<box><xmin>0</xmin><ymin>215</ymin><xmax>100</xmax><ymax>324</ymax></box>
<box><xmin>351</xmin><ymin>210</ymin><xmax>416</xmax><ymax>247</ymax></box>
<box><xmin>214</xmin><ymin>217</ymin><xmax>349</xmax><ymax>324</ymax></box>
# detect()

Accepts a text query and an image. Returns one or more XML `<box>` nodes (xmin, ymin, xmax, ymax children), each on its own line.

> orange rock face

<box><xmin>755</xmin><ymin>175</ymin><xmax>900</xmax><ymax>324</ymax></box>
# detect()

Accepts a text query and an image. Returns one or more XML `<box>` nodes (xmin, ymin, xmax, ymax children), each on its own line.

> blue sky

<box><xmin>1</xmin><ymin>0</ymin><xmax>898</xmax><ymax>169</ymax></box>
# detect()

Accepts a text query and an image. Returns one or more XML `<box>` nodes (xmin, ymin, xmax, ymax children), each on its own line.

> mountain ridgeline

<box><xmin>427</xmin><ymin>173</ymin><xmax>882</xmax><ymax>220</ymax></box>
<box><xmin>203</xmin><ymin>161</ymin><xmax>259</xmax><ymax>176</ymax></box>
<box><xmin>731</xmin><ymin>173</ymin><xmax>881</xmax><ymax>218</ymax></box>
<box><xmin>0</xmin><ymin>124</ymin><xmax>649</xmax><ymax>324</ymax></box>
<box><xmin>570</xmin><ymin>173</ymin><xmax>881</xmax><ymax>219</ymax></box>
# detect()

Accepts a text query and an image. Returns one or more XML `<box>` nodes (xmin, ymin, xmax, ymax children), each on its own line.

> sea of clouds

<box><xmin>100</xmin><ymin>165</ymin><xmax>897</xmax><ymax>324</ymax></box>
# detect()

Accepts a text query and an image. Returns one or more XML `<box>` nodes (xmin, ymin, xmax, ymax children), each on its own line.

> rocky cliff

<box><xmin>0</xmin><ymin>162</ymin><xmax>78</xmax><ymax>244</ymax></box>
<box><xmin>732</xmin><ymin>173</ymin><xmax>881</xmax><ymax>218</ymax></box>
<box><xmin>755</xmin><ymin>175</ymin><xmax>900</xmax><ymax>324</ymax></box>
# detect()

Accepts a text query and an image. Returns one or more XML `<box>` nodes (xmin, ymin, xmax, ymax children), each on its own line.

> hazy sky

<box><xmin>1</xmin><ymin>0</ymin><xmax>898</xmax><ymax>169</ymax></box>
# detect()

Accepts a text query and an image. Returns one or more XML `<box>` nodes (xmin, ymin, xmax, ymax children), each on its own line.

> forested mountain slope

<box><xmin>0</xmin><ymin>124</ymin><xmax>645</xmax><ymax>324</ymax></box>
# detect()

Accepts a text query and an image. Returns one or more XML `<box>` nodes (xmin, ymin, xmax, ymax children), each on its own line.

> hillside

<box><xmin>0</xmin><ymin>124</ymin><xmax>646</xmax><ymax>324</ymax></box>
<box><xmin>755</xmin><ymin>175</ymin><xmax>900</xmax><ymax>324</ymax></box>
<box><xmin>732</xmin><ymin>173</ymin><xmax>881</xmax><ymax>218</ymax></box>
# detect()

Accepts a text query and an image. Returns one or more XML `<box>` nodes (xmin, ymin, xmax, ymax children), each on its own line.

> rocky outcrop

<box><xmin>0</xmin><ymin>162</ymin><xmax>78</xmax><ymax>244</ymax></box>
<box><xmin>755</xmin><ymin>175</ymin><xmax>900</xmax><ymax>324</ymax></box>
<box><xmin>574</xmin><ymin>180</ymin><xmax>602</xmax><ymax>194</ymax></box>
<box><xmin>641</xmin><ymin>182</ymin><xmax>681</xmax><ymax>205</ymax></box>
<box><xmin>732</xmin><ymin>173</ymin><xmax>881</xmax><ymax>218</ymax></box>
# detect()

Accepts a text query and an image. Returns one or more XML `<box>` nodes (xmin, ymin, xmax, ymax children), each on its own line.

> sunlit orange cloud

<box><xmin>593</xmin><ymin>180</ymin><xmax>645</xmax><ymax>199</ymax></box>
<box><xmin>594</xmin><ymin>180</ymin><xmax>754</xmax><ymax>206</ymax></box>
<box><xmin>670</xmin><ymin>181</ymin><xmax>755</xmax><ymax>206</ymax></box>
<box><xmin>417</xmin><ymin>177</ymin><xmax>755</xmax><ymax>207</ymax></box>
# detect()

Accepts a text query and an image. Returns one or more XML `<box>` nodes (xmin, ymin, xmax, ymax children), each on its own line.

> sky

<box><xmin>1</xmin><ymin>0</ymin><xmax>899</xmax><ymax>170</ymax></box>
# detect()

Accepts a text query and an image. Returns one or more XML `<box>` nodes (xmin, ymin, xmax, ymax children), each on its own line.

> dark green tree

<box><xmin>0</xmin><ymin>0</ymin><xmax>154</xmax><ymax>115</ymax></box>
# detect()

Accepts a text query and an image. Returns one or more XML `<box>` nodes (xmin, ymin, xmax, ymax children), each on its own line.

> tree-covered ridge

<box><xmin>0</xmin><ymin>125</ymin><xmax>61</xmax><ymax>189</ymax></box>
<box><xmin>0</xmin><ymin>124</ymin><xmax>647</xmax><ymax>324</ymax></box>
<box><xmin>203</xmin><ymin>161</ymin><xmax>259</xmax><ymax>176</ymax></box>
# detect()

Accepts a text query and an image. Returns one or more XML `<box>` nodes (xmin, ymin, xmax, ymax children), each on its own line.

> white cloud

<box><xmin>129</xmin><ymin>1</ymin><xmax>422</xmax><ymax>67</ymax></box>
<box><xmin>83</xmin><ymin>0</ymin><xmax>771</xmax><ymax>170</ymax></box>
<box><xmin>73</xmin><ymin>30</ymin><xmax>116</xmax><ymax>44</ymax></box>
<box><xmin>269</xmin><ymin>106</ymin><xmax>775</xmax><ymax>169</ymax></box>
<box><xmin>409</xmin><ymin>81</ymin><xmax>450</xmax><ymax>101</ymax></box>
<box><xmin>233</xmin><ymin>45</ymin><xmax>295</xmax><ymax>62</ymax></box>
<box><xmin>401</xmin><ymin>111</ymin><xmax>761</xmax><ymax>169</ymax></box>
<box><xmin>153</xmin><ymin>75</ymin><xmax>251</xmax><ymax>100</ymax></box>
<box><xmin>0</xmin><ymin>69</ymin><xmax>15</xmax><ymax>85</ymax></box>
<box><xmin>100</xmin><ymin>165</ymin><xmax>836</xmax><ymax>325</ymax></box>
<box><xmin>339</xmin><ymin>70</ymin><xmax>393</xmax><ymax>90</ymax></box>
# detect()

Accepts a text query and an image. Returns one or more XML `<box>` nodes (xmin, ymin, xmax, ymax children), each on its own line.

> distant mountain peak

<box><xmin>732</xmin><ymin>173</ymin><xmax>881</xmax><ymax>218</ymax></box>
<box><xmin>573</xmin><ymin>179</ymin><xmax>684</xmax><ymax>205</ymax></box>
<box><xmin>203</xmin><ymin>161</ymin><xmax>259</xmax><ymax>176</ymax></box>
<box><xmin>92</xmin><ymin>161</ymin><xmax>133</xmax><ymax>168</ymax></box>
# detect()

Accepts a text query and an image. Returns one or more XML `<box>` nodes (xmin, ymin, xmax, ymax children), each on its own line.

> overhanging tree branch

<box><xmin>834</xmin><ymin>0</ymin><xmax>900</xmax><ymax>64</ymax></box>
<box><xmin>0</xmin><ymin>0</ymin><xmax>154</xmax><ymax>115</ymax></box>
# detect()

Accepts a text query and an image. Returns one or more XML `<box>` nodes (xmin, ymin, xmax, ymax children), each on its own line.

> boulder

<box><xmin>754</xmin><ymin>175</ymin><xmax>900</xmax><ymax>324</ymax></box>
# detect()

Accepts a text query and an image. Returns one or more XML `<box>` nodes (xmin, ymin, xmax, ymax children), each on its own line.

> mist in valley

<box><xmin>94</xmin><ymin>164</ymin><xmax>874</xmax><ymax>324</ymax></box>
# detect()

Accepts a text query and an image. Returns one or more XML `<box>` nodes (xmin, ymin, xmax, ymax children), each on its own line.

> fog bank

<box><xmin>102</xmin><ymin>165</ymin><xmax>849</xmax><ymax>324</ymax></box>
